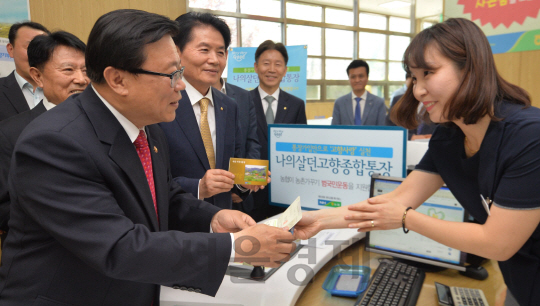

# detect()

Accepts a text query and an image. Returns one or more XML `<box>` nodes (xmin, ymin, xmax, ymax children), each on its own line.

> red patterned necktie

<box><xmin>134</xmin><ymin>130</ymin><xmax>158</xmax><ymax>221</ymax></box>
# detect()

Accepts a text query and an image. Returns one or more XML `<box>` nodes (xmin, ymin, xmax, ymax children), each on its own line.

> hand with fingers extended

<box><xmin>345</xmin><ymin>196</ymin><xmax>408</xmax><ymax>232</ymax></box>
<box><xmin>199</xmin><ymin>169</ymin><xmax>235</xmax><ymax>199</ymax></box>
<box><xmin>232</xmin><ymin>224</ymin><xmax>296</xmax><ymax>268</ymax></box>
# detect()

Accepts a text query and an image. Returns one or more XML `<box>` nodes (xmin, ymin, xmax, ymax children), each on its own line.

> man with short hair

<box><xmin>160</xmin><ymin>12</ymin><xmax>258</xmax><ymax>209</ymax></box>
<box><xmin>0</xmin><ymin>22</ymin><xmax>50</xmax><ymax>121</ymax></box>
<box><xmin>0</xmin><ymin>10</ymin><xmax>295</xmax><ymax>305</ymax></box>
<box><xmin>0</xmin><ymin>31</ymin><xmax>88</xmax><ymax>245</ymax></box>
<box><xmin>331</xmin><ymin>59</ymin><xmax>387</xmax><ymax>126</ymax></box>
<box><xmin>250</xmin><ymin>39</ymin><xmax>307</xmax><ymax>221</ymax></box>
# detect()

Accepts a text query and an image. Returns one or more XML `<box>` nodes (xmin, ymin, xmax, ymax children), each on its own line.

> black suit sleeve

<box><xmin>0</xmin><ymin>127</ymin><xmax>13</xmax><ymax>231</ymax></box>
<box><xmin>10</xmin><ymin>129</ymin><xmax>230</xmax><ymax>295</ymax></box>
<box><xmin>296</xmin><ymin>101</ymin><xmax>307</xmax><ymax>124</ymax></box>
<box><xmin>231</xmin><ymin>104</ymin><xmax>251</xmax><ymax>200</ymax></box>
<box><xmin>245</xmin><ymin>97</ymin><xmax>261</xmax><ymax>159</ymax></box>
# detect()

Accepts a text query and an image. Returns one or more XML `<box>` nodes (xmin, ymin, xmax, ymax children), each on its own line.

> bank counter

<box><xmin>160</xmin><ymin>228</ymin><xmax>506</xmax><ymax>306</ymax></box>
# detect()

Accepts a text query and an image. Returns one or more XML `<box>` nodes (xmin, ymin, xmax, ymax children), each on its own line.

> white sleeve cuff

<box><xmin>197</xmin><ymin>179</ymin><xmax>201</xmax><ymax>199</ymax></box>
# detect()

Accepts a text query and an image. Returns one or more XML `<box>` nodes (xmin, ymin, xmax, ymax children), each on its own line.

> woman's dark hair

<box><xmin>391</xmin><ymin>18</ymin><xmax>530</xmax><ymax>129</ymax></box>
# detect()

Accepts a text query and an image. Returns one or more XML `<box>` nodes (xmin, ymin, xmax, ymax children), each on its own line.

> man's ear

<box><xmin>103</xmin><ymin>67</ymin><xmax>129</xmax><ymax>96</ymax></box>
<box><xmin>29</xmin><ymin>67</ymin><xmax>43</xmax><ymax>88</ymax></box>
<box><xmin>6</xmin><ymin>43</ymin><xmax>14</xmax><ymax>58</ymax></box>
<box><xmin>254</xmin><ymin>61</ymin><xmax>258</xmax><ymax>74</ymax></box>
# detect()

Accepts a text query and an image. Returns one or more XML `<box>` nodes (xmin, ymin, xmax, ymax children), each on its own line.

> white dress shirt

<box><xmin>258</xmin><ymin>86</ymin><xmax>279</xmax><ymax>117</ymax></box>
<box><xmin>219</xmin><ymin>78</ymin><xmax>227</xmax><ymax>94</ymax></box>
<box><xmin>14</xmin><ymin>70</ymin><xmax>43</xmax><ymax>110</ymax></box>
<box><xmin>41</xmin><ymin>96</ymin><xmax>56</xmax><ymax>111</ymax></box>
<box><xmin>91</xmin><ymin>85</ymin><xmax>235</xmax><ymax>261</ymax></box>
<box><xmin>351</xmin><ymin>90</ymin><xmax>368</xmax><ymax>119</ymax></box>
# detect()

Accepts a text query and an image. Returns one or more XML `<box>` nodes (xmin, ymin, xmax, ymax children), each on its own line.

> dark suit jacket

<box><xmin>250</xmin><ymin>87</ymin><xmax>307</xmax><ymax>161</ymax></box>
<box><xmin>224</xmin><ymin>83</ymin><xmax>260</xmax><ymax>212</ymax></box>
<box><xmin>0</xmin><ymin>72</ymin><xmax>30</xmax><ymax>122</ymax></box>
<box><xmin>0</xmin><ymin>88</ymin><xmax>231</xmax><ymax>306</ymax></box>
<box><xmin>225</xmin><ymin>83</ymin><xmax>260</xmax><ymax>159</ymax></box>
<box><xmin>331</xmin><ymin>91</ymin><xmax>387</xmax><ymax>126</ymax></box>
<box><xmin>159</xmin><ymin>88</ymin><xmax>244</xmax><ymax>209</ymax></box>
<box><xmin>0</xmin><ymin>102</ymin><xmax>46</xmax><ymax>231</ymax></box>
<box><xmin>250</xmin><ymin>87</ymin><xmax>307</xmax><ymax>220</ymax></box>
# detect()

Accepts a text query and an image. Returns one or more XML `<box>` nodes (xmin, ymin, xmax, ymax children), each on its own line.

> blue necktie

<box><xmin>354</xmin><ymin>97</ymin><xmax>362</xmax><ymax>126</ymax></box>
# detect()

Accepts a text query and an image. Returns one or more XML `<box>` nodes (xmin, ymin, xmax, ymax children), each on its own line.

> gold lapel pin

<box><xmin>221</xmin><ymin>107</ymin><xmax>223</xmax><ymax>111</ymax></box>
<box><xmin>284</xmin><ymin>107</ymin><xmax>287</xmax><ymax>110</ymax></box>
<box><xmin>153</xmin><ymin>146</ymin><xmax>158</xmax><ymax>153</ymax></box>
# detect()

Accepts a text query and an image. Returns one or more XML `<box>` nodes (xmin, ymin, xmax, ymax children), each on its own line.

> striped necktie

<box><xmin>199</xmin><ymin>98</ymin><xmax>216</xmax><ymax>169</ymax></box>
<box><xmin>264</xmin><ymin>95</ymin><xmax>276</xmax><ymax>124</ymax></box>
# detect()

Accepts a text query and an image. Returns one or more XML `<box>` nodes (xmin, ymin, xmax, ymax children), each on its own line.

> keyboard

<box><xmin>354</xmin><ymin>258</ymin><xmax>425</xmax><ymax>306</ymax></box>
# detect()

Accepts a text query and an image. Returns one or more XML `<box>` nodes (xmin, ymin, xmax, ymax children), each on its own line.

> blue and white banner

<box><xmin>227</xmin><ymin>45</ymin><xmax>307</xmax><ymax>102</ymax></box>
<box><xmin>269</xmin><ymin>125</ymin><xmax>407</xmax><ymax>210</ymax></box>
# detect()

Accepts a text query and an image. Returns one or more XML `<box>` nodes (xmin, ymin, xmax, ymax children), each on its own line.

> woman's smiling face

<box><xmin>410</xmin><ymin>44</ymin><xmax>463</xmax><ymax>124</ymax></box>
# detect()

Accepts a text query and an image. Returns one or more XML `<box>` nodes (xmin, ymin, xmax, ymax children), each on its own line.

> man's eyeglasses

<box><xmin>130</xmin><ymin>67</ymin><xmax>184</xmax><ymax>88</ymax></box>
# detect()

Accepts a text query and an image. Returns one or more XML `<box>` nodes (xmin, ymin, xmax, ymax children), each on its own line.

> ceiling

<box><xmin>295</xmin><ymin>0</ymin><xmax>442</xmax><ymax>19</ymax></box>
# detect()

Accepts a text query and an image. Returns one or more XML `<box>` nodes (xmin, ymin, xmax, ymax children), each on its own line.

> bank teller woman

<box><xmin>294</xmin><ymin>18</ymin><xmax>540</xmax><ymax>306</ymax></box>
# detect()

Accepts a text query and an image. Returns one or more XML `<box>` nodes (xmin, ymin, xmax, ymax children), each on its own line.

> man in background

<box><xmin>331</xmin><ymin>59</ymin><xmax>387</xmax><ymax>126</ymax></box>
<box><xmin>160</xmin><ymin>12</ymin><xmax>256</xmax><ymax>209</ymax></box>
<box><xmin>250</xmin><ymin>40</ymin><xmax>307</xmax><ymax>221</ymax></box>
<box><xmin>212</xmin><ymin>55</ymin><xmax>261</xmax><ymax>213</ymax></box>
<box><xmin>0</xmin><ymin>31</ymin><xmax>89</xmax><ymax>247</ymax></box>
<box><xmin>0</xmin><ymin>22</ymin><xmax>50</xmax><ymax>121</ymax></box>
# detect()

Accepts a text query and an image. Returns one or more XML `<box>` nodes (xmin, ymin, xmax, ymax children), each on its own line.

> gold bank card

<box><xmin>228</xmin><ymin>158</ymin><xmax>269</xmax><ymax>185</ymax></box>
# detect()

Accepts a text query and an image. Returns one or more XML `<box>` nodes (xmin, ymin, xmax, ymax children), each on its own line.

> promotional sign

<box><xmin>226</xmin><ymin>45</ymin><xmax>307</xmax><ymax>102</ymax></box>
<box><xmin>269</xmin><ymin>125</ymin><xmax>407</xmax><ymax>210</ymax></box>
<box><xmin>446</xmin><ymin>0</ymin><xmax>540</xmax><ymax>53</ymax></box>
<box><xmin>0</xmin><ymin>0</ymin><xmax>30</xmax><ymax>77</ymax></box>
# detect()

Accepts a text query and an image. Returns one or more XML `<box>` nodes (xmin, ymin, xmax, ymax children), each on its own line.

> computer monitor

<box><xmin>365</xmin><ymin>174</ymin><xmax>468</xmax><ymax>272</ymax></box>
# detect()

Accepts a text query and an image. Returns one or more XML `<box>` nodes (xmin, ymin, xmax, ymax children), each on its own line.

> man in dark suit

<box><xmin>250</xmin><ymin>40</ymin><xmax>307</xmax><ymax>221</ymax></box>
<box><xmin>160</xmin><ymin>12</ymin><xmax>258</xmax><ymax>209</ymax></box>
<box><xmin>0</xmin><ymin>31</ymin><xmax>88</xmax><ymax>246</ymax></box>
<box><xmin>212</xmin><ymin>57</ymin><xmax>261</xmax><ymax>213</ymax></box>
<box><xmin>0</xmin><ymin>10</ymin><xmax>295</xmax><ymax>306</ymax></box>
<box><xmin>331</xmin><ymin>59</ymin><xmax>387</xmax><ymax>126</ymax></box>
<box><xmin>0</xmin><ymin>22</ymin><xmax>49</xmax><ymax>121</ymax></box>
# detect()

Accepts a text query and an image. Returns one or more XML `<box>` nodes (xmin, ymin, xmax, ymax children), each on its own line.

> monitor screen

<box><xmin>365</xmin><ymin>174</ymin><xmax>468</xmax><ymax>271</ymax></box>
